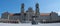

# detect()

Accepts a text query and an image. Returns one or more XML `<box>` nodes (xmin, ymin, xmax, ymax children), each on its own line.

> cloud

<box><xmin>57</xmin><ymin>12</ymin><xmax>60</xmax><ymax>15</ymax></box>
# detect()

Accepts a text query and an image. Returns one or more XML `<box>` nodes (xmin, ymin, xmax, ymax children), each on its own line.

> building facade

<box><xmin>1</xmin><ymin>3</ymin><xmax>60</xmax><ymax>23</ymax></box>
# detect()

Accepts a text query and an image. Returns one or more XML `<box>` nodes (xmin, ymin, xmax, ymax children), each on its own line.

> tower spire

<box><xmin>21</xmin><ymin>3</ymin><xmax>24</xmax><ymax>14</ymax></box>
<box><xmin>35</xmin><ymin>3</ymin><xmax>40</xmax><ymax>16</ymax></box>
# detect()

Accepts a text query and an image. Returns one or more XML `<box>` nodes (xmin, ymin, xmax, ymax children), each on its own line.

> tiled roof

<box><xmin>13</xmin><ymin>13</ymin><xmax>21</xmax><ymax>16</ymax></box>
<box><xmin>10</xmin><ymin>14</ymin><xmax>14</xmax><ymax>16</ymax></box>
<box><xmin>40</xmin><ymin>13</ymin><xmax>50</xmax><ymax>16</ymax></box>
<box><xmin>10</xmin><ymin>13</ymin><xmax>50</xmax><ymax>16</ymax></box>
<box><xmin>10</xmin><ymin>13</ymin><xmax>27</xmax><ymax>16</ymax></box>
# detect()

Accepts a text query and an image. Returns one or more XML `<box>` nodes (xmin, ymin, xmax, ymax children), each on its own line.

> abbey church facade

<box><xmin>1</xmin><ymin>3</ymin><xmax>60</xmax><ymax>23</ymax></box>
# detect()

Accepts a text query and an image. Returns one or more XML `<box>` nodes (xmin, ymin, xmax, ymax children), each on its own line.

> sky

<box><xmin>0</xmin><ymin>0</ymin><xmax>60</xmax><ymax>17</ymax></box>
